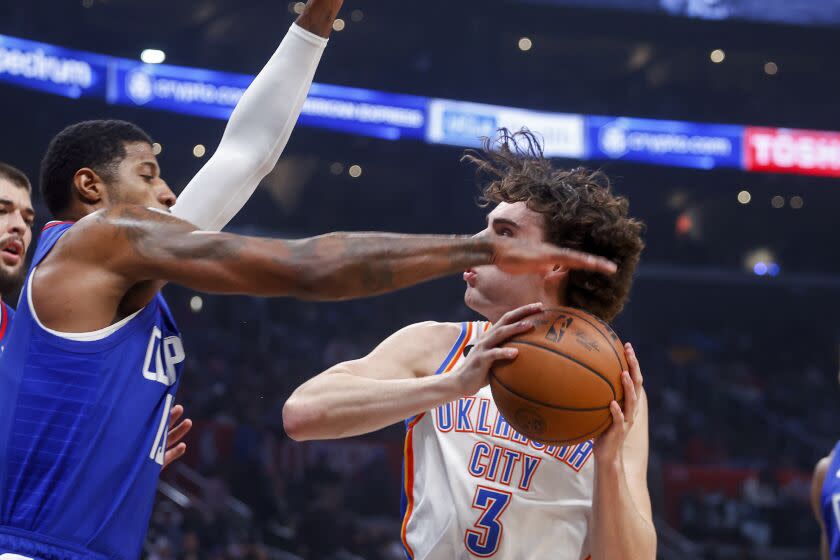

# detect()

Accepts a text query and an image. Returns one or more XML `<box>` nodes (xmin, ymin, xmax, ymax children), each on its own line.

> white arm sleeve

<box><xmin>171</xmin><ymin>23</ymin><xmax>328</xmax><ymax>231</ymax></box>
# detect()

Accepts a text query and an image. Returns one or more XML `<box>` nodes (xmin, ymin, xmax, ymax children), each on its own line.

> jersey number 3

<box><xmin>464</xmin><ymin>486</ymin><xmax>512</xmax><ymax>557</ymax></box>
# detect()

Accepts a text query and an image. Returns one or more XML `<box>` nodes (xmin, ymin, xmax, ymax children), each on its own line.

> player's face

<box><xmin>464</xmin><ymin>201</ymin><xmax>553</xmax><ymax>322</ymax></box>
<box><xmin>0</xmin><ymin>179</ymin><xmax>34</xmax><ymax>294</ymax></box>
<box><xmin>106</xmin><ymin>142</ymin><xmax>176</xmax><ymax>212</ymax></box>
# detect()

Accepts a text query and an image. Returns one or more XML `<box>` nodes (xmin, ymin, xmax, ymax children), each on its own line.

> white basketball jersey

<box><xmin>400</xmin><ymin>321</ymin><xmax>594</xmax><ymax>560</ymax></box>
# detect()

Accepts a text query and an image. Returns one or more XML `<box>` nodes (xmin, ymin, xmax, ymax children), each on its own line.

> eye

<box><xmin>495</xmin><ymin>227</ymin><xmax>514</xmax><ymax>238</ymax></box>
<box><xmin>141</xmin><ymin>175</ymin><xmax>154</xmax><ymax>182</ymax></box>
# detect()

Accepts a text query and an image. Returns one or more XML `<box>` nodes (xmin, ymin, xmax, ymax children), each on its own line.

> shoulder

<box><xmin>812</xmin><ymin>451</ymin><xmax>834</xmax><ymax>520</ymax></box>
<box><xmin>60</xmin><ymin>206</ymin><xmax>196</xmax><ymax>255</ymax></box>
<box><xmin>814</xmin><ymin>453</ymin><xmax>833</xmax><ymax>490</ymax></box>
<box><xmin>385</xmin><ymin>321</ymin><xmax>464</xmax><ymax>354</ymax></box>
<box><xmin>370</xmin><ymin>321</ymin><xmax>465</xmax><ymax>377</ymax></box>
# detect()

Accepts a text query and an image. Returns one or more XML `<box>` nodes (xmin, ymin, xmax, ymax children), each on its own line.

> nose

<box><xmin>158</xmin><ymin>181</ymin><xmax>177</xmax><ymax>208</ymax></box>
<box><xmin>7</xmin><ymin>210</ymin><xmax>28</xmax><ymax>236</ymax></box>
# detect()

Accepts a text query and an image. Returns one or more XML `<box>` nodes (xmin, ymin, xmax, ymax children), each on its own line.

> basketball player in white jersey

<box><xmin>283</xmin><ymin>129</ymin><xmax>655</xmax><ymax>559</ymax></box>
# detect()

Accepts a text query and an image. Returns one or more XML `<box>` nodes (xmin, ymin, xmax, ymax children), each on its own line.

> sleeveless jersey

<box><xmin>821</xmin><ymin>441</ymin><xmax>840</xmax><ymax>559</ymax></box>
<box><xmin>0</xmin><ymin>221</ymin><xmax>185</xmax><ymax>560</ymax></box>
<box><xmin>0</xmin><ymin>301</ymin><xmax>13</xmax><ymax>352</ymax></box>
<box><xmin>400</xmin><ymin>321</ymin><xmax>594</xmax><ymax>560</ymax></box>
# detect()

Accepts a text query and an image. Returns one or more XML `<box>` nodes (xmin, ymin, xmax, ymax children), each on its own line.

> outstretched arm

<box><xmin>171</xmin><ymin>0</ymin><xmax>342</xmax><ymax>231</ymax></box>
<box><xmin>80</xmin><ymin>206</ymin><xmax>616</xmax><ymax>301</ymax></box>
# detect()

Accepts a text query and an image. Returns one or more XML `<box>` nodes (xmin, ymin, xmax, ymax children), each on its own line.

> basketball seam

<box><xmin>505</xmin><ymin>339</ymin><xmax>617</xmax><ymax>401</ymax></box>
<box><xmin>547</xmin><ymin>307</ymin><xmax>625</xmax><ymax>373</ymax></box>
<box><xmin>491</xmin><ymin>369</ymin><xmax>613</xmax><ymax>411</ymax></box>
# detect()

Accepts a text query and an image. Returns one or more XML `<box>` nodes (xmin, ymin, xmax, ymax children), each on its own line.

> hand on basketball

<box><xmin>593</xmin><ymin>342</ymin><xmax>643</xmax><ymax>462</ymax></box>
<box><xmin>451</xmin><ymin>303</ymin><xmax>544</xmax><ymax>398</ymax></box>
<box><xmin>490</xmin><ymin>237</ymin><xmax>617</xmax><ymax>276</ymax></box>
<box><xmin>162</xmin><ymin>404</ymin><xmax>193</xmax><ymax>471</ymax></box>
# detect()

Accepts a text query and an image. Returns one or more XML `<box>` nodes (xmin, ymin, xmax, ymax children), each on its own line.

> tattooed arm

<box><xmin>31</xmin><ymin>206</ymin><xmax>615</xmax><ymax>332</ymax></box>
<box><xmin>110</xmin><ymin>206</ymin><xmax>615</xmax><ymax>296</ymax></box>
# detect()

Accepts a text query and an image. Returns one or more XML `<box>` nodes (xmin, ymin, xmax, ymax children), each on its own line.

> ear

<box><xmin>544</xmin><ymin>263</ymin><xmax>569</xmax><ymax>288</ymax></box>
<box><xmin>72</xmin><ymin>167</ymin><xmax>107</xmax><ymax>205</ymax></box>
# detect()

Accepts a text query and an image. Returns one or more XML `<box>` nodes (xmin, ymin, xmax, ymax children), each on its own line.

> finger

<box><xmin>162</xmin><ymin>442</ymin><xmax>187</xmax><ymax>470</ymax></box>
<box><xmin>168</xmin><ymin>404</ymin><xmax>184</xmax><ymax>427</ymax></box>
<box><xmin>610</xmin><ymin>400</ymin><xmax>624</xmax><ymax>426</ymax></box>
<box><xmin>484</xmin><ymin>347</ymin><xmax>519</xmax><ymax>364</ymax></box>
<box><xmin>497</xmin><ymin>302</ymin><xmax>544</xmax><ymax>327</ymax></box>
<box><xmin>482</xmin><ymin>320</ymin><xmax>535</xmax><ymax>349</ymax></box>
<box><xmin>167</xmin><ymin>418</ymin><xmax>193</xmax><ymax>447</ymax></box>
<box><xmin>625</xmin><ymin>343</ymin><xmax>643</xmax><ymax>387</ymax></box>
<box><xmin>621</xmin><ymin>371</ymin><xmax>638</xmax><ymax>422</ymax></box>
<box><xmin>553</xmin><ymin>248</ymin><xmax>617</xmax><ymax>275</ymax></box>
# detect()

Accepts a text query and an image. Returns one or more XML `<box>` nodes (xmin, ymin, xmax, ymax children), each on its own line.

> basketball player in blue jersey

<box><xmin>284</xmin><ymin>129</ymin><xmax>655</xmax><ymax>560</ymax></box>
<box><xmin>0</xmin><ymin>163</ymin><xmax>34</xmax><ymax>351</ymax></box>
<box><xmin>0</xmin><ymin>161</ymin><xmax>193</xmax><ymax>470</ymax></box>
<box><xmin>0</xmin><ymin>23</ymin><xmax>616</xmax><ymax>560</ymax></box>
<box><xmin>812</xmin><ymin>392</ymin><xmax>840</xmax><ymax>558</ymax></box>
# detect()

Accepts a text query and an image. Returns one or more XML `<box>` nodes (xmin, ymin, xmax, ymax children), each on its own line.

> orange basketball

<box><xmin>490</xmin><ymin>307</ymin><xmax>627</xmax><ymax>446</ymax></box>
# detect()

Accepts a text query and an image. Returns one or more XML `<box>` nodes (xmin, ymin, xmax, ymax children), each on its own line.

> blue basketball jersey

<box><xmin>0</xmin><ymin>221</ymin><xmax>185</xmax><ymax>560</ymax></box>
<box><xmin>0</xmin><ymin>301</ymin><xmax>13</xmax><ymax>352</ymax></box>
<box><xmin>822</xmin><ymin>441</ymin><xmax>840</xmax><ymax>559</ymax></box>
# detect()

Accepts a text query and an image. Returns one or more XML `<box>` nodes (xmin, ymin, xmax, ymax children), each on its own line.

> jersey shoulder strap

<box><xmin>33</xmin><ymin>221</ymin><xmax>75</xmax><ymax>268</ymax></box>
<box><xmin>434</xmin><ymin>321</ymin><xmax>490</xmax><ymax>375</ymax></box>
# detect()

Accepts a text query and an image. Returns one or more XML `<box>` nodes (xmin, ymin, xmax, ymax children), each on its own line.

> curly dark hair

<box><xmin>463</xmin><ymin>128</ymin><xmax>645</xmax><ymax>323</ymax></box>
<box><xmin>40</xmin><ymin>120</ymin><xmax>153</xmax><ymax>217</ymax></box>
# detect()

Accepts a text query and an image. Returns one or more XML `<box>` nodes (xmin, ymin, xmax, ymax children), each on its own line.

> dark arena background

<box><xmin>2</xmin><ymin>0</ymin><xmax>840</xmax><ymax>558</ymax></box>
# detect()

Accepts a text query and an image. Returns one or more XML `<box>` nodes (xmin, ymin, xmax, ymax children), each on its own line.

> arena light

<box><xmin>771</xmin><ymin>195</ymin><xmax>785</xmax><ymax>208</ymax></box>
<box><xmin>292</xmin><ymin>2</ymin><xmax>305</xmax><ymax>15</ymax></box>
<box><xmin>332</xmin><ymin>19</ymin><xmax>346</xmax><ymax>32</ymax></box>
<box><xmin>140</xmin><ymin>49</ymin><xmax>166</xmax><ymax>64</ymax></box>
<box><xmin>710</xmin><ymin>49</ymin><xmax>725</xmax><ymax>63</ymax></box>
<box><xmin>767</xmin><ymin>263</ymin><xmax>781</xmax><ymax>277</ymax></box>
<box><xmin>348</xmin><ymin>164</ymin><xmax>362</xmax><ymax>178</ymax></box>
<box><xmin>764</xmin><ymin>61</ymin><xmax>779</xmax><ymax>75</ymax></box>
<box><xmin>189</xmin><ymin>296</ymin><xmax>203</xmax><ymax>313</ymax></box>
<box><xmin>737</xmin><ymin>190</ymin><xmax>751</xmax><ymax>204</ymax></box>
<box><xmin>351</xmin><ymin>9</ymin><xmax>364</xmax><ymax>22</ymax></box>
<box><xmin>330</xmin><ymin>162</ymin><xmax>344</xmax><ymax>175</ymax></box>
<box><xmin>192</xmin><ymin>144</ymin><xmax>206</xmax><ymax>158</ymax></box>
<box><xmin>745</xmin><ymin>248</ymin><xmax>775</xmax><ymax>276</ymax></box>
<box><xmin>152</xmin><ymin>142</ymin><xmax>162</xmax><ymax>155</ymax></box>
<box><xmin>790</xmin><ymin>195</ymin><xmax>804</xmax><ymax>209</ymax></box>
<box><xmin>518</xmin><ymin>37</ymin><xmax>533</xmax><ymax>52</ymax></box>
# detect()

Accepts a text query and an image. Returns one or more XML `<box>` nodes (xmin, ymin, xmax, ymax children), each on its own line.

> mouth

<box><xmin>1</xmin><ymin>239</ymin><xmax>23</xmax><ymax>266</ymax></box>
<box><xmin>463</xmin><ymin>269</ymin><xmax>477</xmax><ymax>286</ymax></box>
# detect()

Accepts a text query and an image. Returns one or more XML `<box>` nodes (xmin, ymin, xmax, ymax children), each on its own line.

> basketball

<box><xmin>490</xmin><ymin>307</ymin><xmax>628</xmax><ymax>446</ymax></box>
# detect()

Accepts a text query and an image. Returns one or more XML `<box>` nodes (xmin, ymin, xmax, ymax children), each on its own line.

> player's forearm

<box><xmin>283</xmin><ymin>371</ymin><xmax>460</xmax><ymax>441</ymax></box>
<box><xmin>279</xmin><ymin>232</ymin><xmax>494</xmax><ymax>301</ymax></box>
<box><xmin>123</xmin><ymin>208</ymin><xmax>494</xmax><ymax>298</ymax></box>
<box><xmin>171</xmin><ymin>20</ymin><xmax>328</xmax><ymax>231</ymax></box>
<box><xmin>590</xmin><ymin>459</ymin><xmax>657</xmax><ymax>560</ymax></box>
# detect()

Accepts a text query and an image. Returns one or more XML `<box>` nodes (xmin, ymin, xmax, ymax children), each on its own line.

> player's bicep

<box><xmin>623</xmin><ymin>389</ymin><xmax>653</xmax><ymax>524</ymax></box>
<box><xmin>331</xmin><ymin>321</ymin><xmax>461</xmax><ymax>381</ymax></box>
<box><xmin>92</xmin><ymin>205</ymin><xmax>295</xmax><ymax>294</ymax></box>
